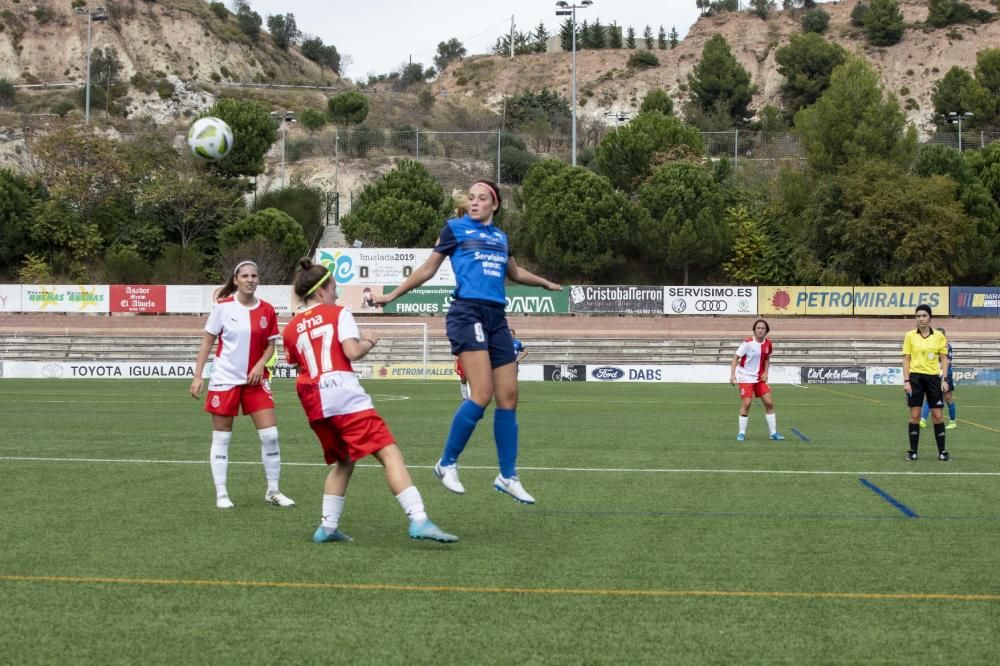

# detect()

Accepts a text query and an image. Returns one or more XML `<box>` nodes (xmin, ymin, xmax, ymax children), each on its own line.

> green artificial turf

<box><xmin>1</xmin><ymin>379</ymin><xmax>998</xmax><ymax>664</ymax></box>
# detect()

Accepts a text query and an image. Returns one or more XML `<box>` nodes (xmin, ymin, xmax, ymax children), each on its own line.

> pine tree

<box><xmin>643</xmin><ymin>25</ymin><xmax>654</xmax><ymax>49</ymax></box>
<box><xmin>608</xmin><ymin>21</ymin><xmax>623</xmax><ymax>49</ymax></box>
<box><xmin>625</xmin><ymin>26</ymin><xmax>636</xmax><ymax>49</ymax></box>
<box><xmin>591</xmin><ymin>18</ymin><xmax>605</xmax><ymax>49</ymax></box>
<box><xmin>533</xmin><ymin>21</ymin><xmax>550</xmax><ymax>53</ymax></box>
<box><xmin>669</xmin><ymin>26</ymin><xmax>679</xmax><ymax>49</ymax></box>
<box><xmin>657</xmin><ymin>26</ymin><xmax>667</xmax><ymax>49</ymax></box>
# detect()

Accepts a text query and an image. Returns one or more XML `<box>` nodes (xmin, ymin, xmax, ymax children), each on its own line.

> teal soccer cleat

<box><xmin>769</xmin><ymin>432</ymin><xmax>785</xmax><ymax>441</ymax></box>
<box><xmin>736</xmin><ymin>433</ymin><xmax>746</xmax><ymax>442</ymax></box>
<box><xmin>408</xmin><ymin>519</ymin><xmax>459</xmax><ymax>543</ymax></box>
<box><xmin>313</xmin><ymin>526</ymin><xmax>352</xmax><ymax>543</ymax></box>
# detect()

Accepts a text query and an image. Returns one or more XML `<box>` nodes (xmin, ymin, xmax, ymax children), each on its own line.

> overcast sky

<box><xmin>245</xmin><ymin>1</ymin><xmax>704</xmax><ymax>80</ymax></box>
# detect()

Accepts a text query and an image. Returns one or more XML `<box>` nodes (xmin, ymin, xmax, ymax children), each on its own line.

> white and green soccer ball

<box><xmin>187</xmin><ymin>116</ymin><xmax>234</xmax><ymax>161</ymax></box>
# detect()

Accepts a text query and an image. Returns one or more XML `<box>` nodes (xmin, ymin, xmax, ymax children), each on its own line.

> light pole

<box><xmin>556</xmin><ymin>0</ymin><xmax>592</xmax><ymax>166</ymax></box>
<box><xmin>271</xmin><ymin>111</ymin><xmax>296</xmax><ymax>188</ymax></box>
<box><xmin>947</xmin><ymin>111</ymin><xmax>974</xmax><ymax>152</ymax></box>
<box><xmin>74</xmin><ymin>6</ymin><xmax>108</xmax><ymax>125</ymax></box>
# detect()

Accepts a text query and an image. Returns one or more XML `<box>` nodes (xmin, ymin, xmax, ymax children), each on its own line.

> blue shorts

<box><xmin>446</xmin><ymin>299</ymin><xmax>516</xmax><ymax>369</ymax></box>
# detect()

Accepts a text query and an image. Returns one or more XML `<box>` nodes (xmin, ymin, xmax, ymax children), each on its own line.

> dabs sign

<box><xmin>110</xmin><ymin>285</ymin><xmax>166</xmax><ymax>313</ymax></box>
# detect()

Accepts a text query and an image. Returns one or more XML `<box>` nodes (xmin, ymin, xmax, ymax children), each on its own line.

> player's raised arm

<box><xmin>374</xmin><ymin>249</ymin><xmax>447</xmax><ymax>306</ymax></box>
<box><xmin>506</xmin><ymin>256</ymin><xmax>561</xmax><ymax>291</ymax></box>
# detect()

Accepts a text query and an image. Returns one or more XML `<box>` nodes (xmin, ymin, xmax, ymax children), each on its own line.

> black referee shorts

<box><xmin>907</xmin><ymin>373</ymin><xmax>944</xmax><ymax>409</ymax></box>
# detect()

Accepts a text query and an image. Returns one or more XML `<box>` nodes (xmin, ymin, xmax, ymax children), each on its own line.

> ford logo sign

<box><xmin>591</xmin><ymin>367</ymin><xmax>625</xmax><ymax>380</ymax></box>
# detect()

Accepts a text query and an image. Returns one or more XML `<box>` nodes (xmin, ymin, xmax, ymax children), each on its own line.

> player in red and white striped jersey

<box><xmin>728</xmin><ymin>319</ymin><xmax>784</xmax><ymax>442</ymax></box>
<box><xmin>283</xmin><ymin>258</ymin><xmax>457</xmax><ymax>544</ymax></box>
<box><xmin>190</xmin><ymin>260</ymin><xmax>295</xmax><ymax>509</ymax></box>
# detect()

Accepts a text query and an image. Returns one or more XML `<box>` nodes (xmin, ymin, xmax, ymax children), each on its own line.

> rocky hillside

<box><xmin>0</xmin><ymin>0</ymin><xmax>341</xmax><ymax>89</ymax></box>
<box><xmin>3</xmin><ymin>0</ymin><xmax>997</xmax><ymax>135</ymax></box>
<box><xmin>441</xmin><ymin>0</ymin><xmax>1000</xmax><ymax>135</ymax></box>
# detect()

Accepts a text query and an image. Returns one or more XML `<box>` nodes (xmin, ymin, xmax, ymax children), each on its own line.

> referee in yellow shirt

<box><xmin>902</xmin><ymin>304</ymin><xmax>951</xmax><ymax>462</ymax></box>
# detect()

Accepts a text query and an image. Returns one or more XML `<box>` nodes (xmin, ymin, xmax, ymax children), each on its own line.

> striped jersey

<box><xmin>205</xmin><ymin>297</ymin><xmax>279</xmax><ymax>390</ymax></box>
<box><xmin>734</xmin><ymin>337</ymin><xmax>773</xmax><ymax>384</ymax></box>
<box><xmin>434</xmin><ymin>214</ymin><xmax>509</xmax><ymax>305</ymax></box>
<box><xmin>282</xmin><ymin>303</ymin><xmax>373</xmax><ymax>421</ymax></box>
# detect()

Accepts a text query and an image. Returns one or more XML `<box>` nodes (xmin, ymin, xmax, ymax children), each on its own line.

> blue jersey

<box><xmin>945</xmin><ymin>342</ymin><xmax>954</xmax><ymax>381</ymax></box>
<box><xmin>434</xmin><ymin>215</ymin><xmax>509</xmax><ymax>305</ymax></box>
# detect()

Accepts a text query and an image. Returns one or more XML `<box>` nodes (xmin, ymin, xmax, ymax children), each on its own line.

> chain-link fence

<box><xmin>262</xmin><ymin>127</ymin><xmax>1000</xmax><ymax>214</ymax></box>
<box><xmin>263</xmin><ymin>129</ymin><xmax>500</xmax><ymax>213</ymax></box>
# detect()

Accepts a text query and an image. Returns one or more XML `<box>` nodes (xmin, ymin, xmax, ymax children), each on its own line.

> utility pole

<box><xmin>510</xmin><ymin>16</ymin><xmax>515</xmax><ymax>60</ymax></box>
<box><xmin>74</xmin><ymin>6</ymin><xmax>108</xmax><ymax>125</ymax></box>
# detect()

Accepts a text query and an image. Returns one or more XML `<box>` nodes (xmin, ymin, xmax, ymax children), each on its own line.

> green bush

<box><xmin>499</xmin><ymin>145</ymin><xmax>539</xmax><ymax>185</ymax></box>
<box><xmin>103</xmin><ymin>246</ymin><xmax>152</xmax><ymax>283</ymax></box>
<box><xmin>499</xmin><ymin>132</ymin><xmax>527</xmax><ymax>151</ymax></box>
<box><xmin>627</xmin><ymin>50</ymin><xmax>659</xmax><ymax>69</ymax></box>
<box><xmin>130</xmin><ymin>73</ymin><xmax>154</xmax><ymax>94</ymax></box>
<box><xmin>155</xmin><ymin>78</ymin><xmax>175</xmax><ymax>99</ymax></box>
<box><xmin>49</xmin><ymin>100</ymin><xmax>74</xmax><ymax>117</ymax></box>
<box><xmin>802</xmin><ymin>8</ymin><xmax>831</xmax><ymax>34</ymax></box>
<box><xmin>639</xmin><ymin>88</ymin><xmax>674</xmax><ymax>115</ymax></box>
<box><xmin>851</xmin><ymin>3</ymin><xmax>870</xmax><ymax>27</ymax></box>
<box><xmin>327</xmin><ymin>91</ymin><xmax>368</xmax><ymax>124</ymax></box>
<box><xmin>255</xmin><ymin>185</ymin><xmax>325</xmax><ymax>245</ymax></box>
<box><xmin>298</xmin><ymin>108</ymin><xmax>327</xmax><ymax>132</ymax></box>
<box><xmin>31</xmin><ymin>4</ymin><xmax>57</xmax><ymax>23</ymax></box>
<box><xmin>208</xmin><ymin>2</ymin><xmax>228</xmax><ymax>20</ymax></box>
<box><xmin>0</xmin><ymin>78</ymin><xmax>15</xmax><ymax>107</ymax></box>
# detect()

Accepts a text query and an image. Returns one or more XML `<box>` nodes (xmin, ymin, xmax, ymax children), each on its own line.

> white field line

<box><xmin>1</xmin><ymin>455</ymin><xmax>998</xmax><ymax>477</ymax></box>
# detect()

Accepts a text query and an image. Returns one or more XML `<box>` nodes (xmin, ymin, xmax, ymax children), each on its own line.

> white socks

<box><xmin>738</xmin><ymin>416</ymin><xmax>748</xmax><ymax>435</ymax></box>
<box><xmin>210</xmin><ymin>430</ymin><xmax>232</xmax><ymax>498</ymax></box>
<box><xmin>321</xmin><ymin>494</ymin><xmax>346</xmax><ymax>531</ymax></box>
<box><xmin>258</xmin><ymin>426</ymin><xmax>281</xmax><ymax>494</ymax></box>
<box><xmin>765</xmin><ymin>413</ymin><xmax>777</xmax><ymax>435</ymax></box>
<box><xmin>459</xmin><ymin>382</ymin><xmax>470</xmax><ymax>400</ymax></box>
<box><xmin>396</xmin><ymin>485</ymin><xmax>428</xmax><ymax>524</ymax></box>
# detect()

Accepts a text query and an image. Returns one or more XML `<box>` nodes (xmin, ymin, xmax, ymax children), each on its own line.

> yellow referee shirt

<box><xmin>902</xmin><ymin>329</ymin><xmax>948</xmax><ymax>375</ymax></box>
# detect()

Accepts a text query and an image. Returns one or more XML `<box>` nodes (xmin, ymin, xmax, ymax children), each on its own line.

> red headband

<box><xmin>474</xmin><ymin>181</ymin><xmax>498</xmax><ymax>204</ymax></box>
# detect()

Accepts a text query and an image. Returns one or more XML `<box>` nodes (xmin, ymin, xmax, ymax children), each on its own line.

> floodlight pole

<box><xmin>948</xmin><ymin>112</ymin><xmax>974</xmax><ymax>152</ymax></box>
<box><xmin>280</xmin><ymin>121</ymin><xmax>287</xmax><ymax>188</ymax></box>
<box><xmin>76</xmin><ymin>6</ymin><xmax>108</xmax><ymax>125</ymax></box>
<box><xmin>84</xmin><ymin>12</ymin><xmax>93</xmax><ymax>124</ymax></box>
<box><xmin>556</xmin><ymin>1</ymin><xmax>592</xmax><ymax>166</ymax></box>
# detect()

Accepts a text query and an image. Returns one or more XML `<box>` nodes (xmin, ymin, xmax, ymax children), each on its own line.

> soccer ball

<box><xmin>187</xmin><ymin>116</ymin><xmax>234</xmax><ymax>161</ymax></box>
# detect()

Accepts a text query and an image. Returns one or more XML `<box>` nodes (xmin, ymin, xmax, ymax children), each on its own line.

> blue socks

<box><xmin>440</xmin><ymin>400</ymin><xmax>485</xmax><ymax>466</ymax></box>
<box><xmin>441</xmin><ymin>403</ymin><xmax>520</xmax><ymax>478</ymax></box>
<box><xmin>922</xmin><ymin>402</ymin><xmax>957</xmax><ymax>421</ymax></box>
<box><xmin>494</xmin><ymin>408</ymin><xmax>519</xmax><ymax>478</ymax></box>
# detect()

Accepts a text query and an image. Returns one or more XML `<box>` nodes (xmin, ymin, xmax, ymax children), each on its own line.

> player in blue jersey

<box><xmin>510</xmin><ymin>328</ymin><xmax>528</xmax><ymax>365</ymax></box>
<box><xmin>921</xmin><ymin>327</ymin><xmax>957</xmax><ymax>430</ymax></box>
<box><xmin>375</xmin><ymin>180</ymin><xmax>561</xmax><ymax>504</ymax></box>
